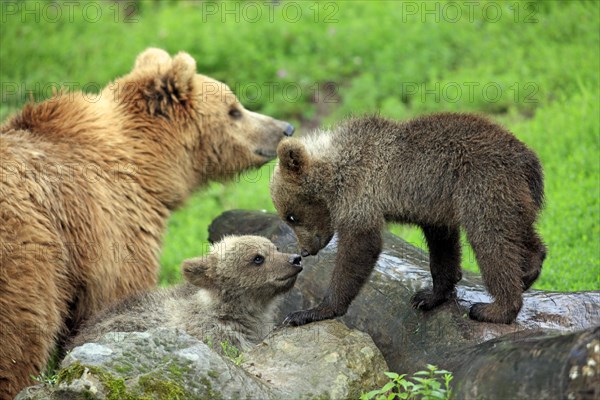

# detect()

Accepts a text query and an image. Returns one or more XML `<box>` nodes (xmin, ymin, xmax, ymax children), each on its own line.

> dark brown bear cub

<box><xmin>270</xmin><ymin>113</ymin><xmax>545</xmax><ymax>325</ymax></box>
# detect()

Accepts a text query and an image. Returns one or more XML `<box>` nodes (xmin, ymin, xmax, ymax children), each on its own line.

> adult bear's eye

<box><xmin>286</xmin><ymin>214</ymin><xmax>299</xmax><ymax>225</ymax></box>
<box><xmin>228</xmin><ymin>108</ymin><xmax>242</xmax><ymax>119</ymax></box>
<box><xmin>253</xmin><ymin>255</ymin><xmax>264</xmax><ymax>265</ymax></box>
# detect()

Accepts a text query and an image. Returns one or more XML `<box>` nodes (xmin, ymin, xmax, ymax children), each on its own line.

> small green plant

<box><xmin>31</xmin><ymin>347</ymin><xmax>60</xmax><ymax>385</ymax></box>
<box><xmin>203</xmin><ymin>336</ymin><xmax>244</xmax><ymax>365</ymax></box>
<box><xmin>31</xmin><ymin>371</ymin><xmax>58</xmax><ymax>386</ymax></box>
<box><xmin>203</xmin><ymin>335</ymin><xmax>214</xmax><ymax>349</ymax></box>
<box><xmin>219</xmin><ymin>340</ymin><xmax>244</xmax><ymax>366</ymax></box>
<box><xmin>361</xmin><ymin>364</ymin><xmax>453</xmax><ymax>400</ymax></box>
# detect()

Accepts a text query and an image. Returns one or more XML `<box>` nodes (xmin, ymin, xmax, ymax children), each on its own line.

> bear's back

<box><xmin>332</xmin><ymin>113</ymin><xmax>536</xmax><ymax>173</ymax></box>
<box><xmin>68</xmin><ymin>285</ymin><xmax>196</xmax><ymax>349</ymax></box>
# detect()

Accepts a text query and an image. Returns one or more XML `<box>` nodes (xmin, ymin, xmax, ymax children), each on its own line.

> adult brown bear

<box><xmin>0</xmin><ymin>48</ymin><xmax>293</xmax><ymax>399</ymax></box>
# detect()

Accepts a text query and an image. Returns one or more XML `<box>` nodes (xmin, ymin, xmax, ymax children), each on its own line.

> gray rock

<box><xmin>16</xmin><ymin>322</ymin><xmax>388</xmax><ymax>400</ymax></box>
<box><xmin>244</xmin><ymin>320</ymin><xmax>389</xmax><ymax>399</ymax></box>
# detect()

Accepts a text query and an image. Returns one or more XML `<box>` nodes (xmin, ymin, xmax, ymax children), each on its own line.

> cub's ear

<box><xmin>141</xmin><ymin>50</ymin><xmax>197</xmax><ymax>116</ymax></box>
<box><xmin>182</xmin><ymin>255</ymin><xmax>214</xmax><ymax>289</ymax></box>
<box><xmin>134</xmin><ymin>48</ymin><xmax>172</xmax><ymax>70</ymax></box>
<box><xmin>277</xmin><ymin>138</ymin><xmax>310</xmax><ymax>177</ymax></box>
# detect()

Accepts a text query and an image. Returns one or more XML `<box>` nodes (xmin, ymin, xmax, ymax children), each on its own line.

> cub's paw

<box><xmin>469</xmin><ymin>302</ymin><xmax>517</xmax><ymax>325</ymax></box>
<box><xmin>283</xmin><ymin>306</ymin><xmax>337</xmax><ymax>326</ymax></box>
<box><xmin>410</xmin><ymin>288</ymin><xmax>451</xmax><ymax>311</ymax></box>
<box><xmin>521</xmin><ymin>268</ymin><xmax>541</xmax><ymax>291</ymax></box>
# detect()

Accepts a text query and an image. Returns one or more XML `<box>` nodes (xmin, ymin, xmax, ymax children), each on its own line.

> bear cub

<box><xmin>70</xmin><ymin>236</ymin><xmax>302</xmax><ymax>351</ymax></box>
<box><xmin>270</xmin><ymin>113</ymin><xmax>545</xmax><ymax>325</ymax></box>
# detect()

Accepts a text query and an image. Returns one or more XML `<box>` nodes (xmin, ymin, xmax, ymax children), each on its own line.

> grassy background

<box><xmin>1</xmin><ymin>0</ymin><xmax>598</xmax><ymax>291</ymax></box>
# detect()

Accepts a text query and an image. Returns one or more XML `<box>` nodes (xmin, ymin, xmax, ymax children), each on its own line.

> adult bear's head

<box><xmin>106</xmin><ymin>48</ymin><xmax>294</xmax><ymax>207</ymax></box>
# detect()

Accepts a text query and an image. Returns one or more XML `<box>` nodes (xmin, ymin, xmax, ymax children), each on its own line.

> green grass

<box><xmin>1</xmin><ymin>0</ymin><xmax>598</xmax><ymax>292</ymax></box>
<box><xmin>361</xmin><ymin>365</ymin><xmax>453</xmax><ymax>400</ymax></box>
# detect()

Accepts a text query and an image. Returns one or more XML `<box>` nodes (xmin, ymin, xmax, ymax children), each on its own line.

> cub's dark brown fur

<box><xmin>270</xmin><ymin>113</ymin><xmax>545</xmax><ymax>325</ymax></box>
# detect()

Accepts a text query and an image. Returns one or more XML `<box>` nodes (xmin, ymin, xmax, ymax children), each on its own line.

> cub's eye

<box><xmin>286</xmin><ymin>214</ymin><xmax>299</xmax><ymax>225</ymax></box>
<box><xmin>253</xmin><ymin>255</ymin><xmax>264</xmax><ymax>265</ymax></box>
<box><xmin>228</xmin><ymin>108</ymin><xmax>242</xmax><ymax>119</ymax></box>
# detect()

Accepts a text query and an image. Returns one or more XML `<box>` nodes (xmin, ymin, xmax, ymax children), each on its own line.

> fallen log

<box><xmin>208</xmin><ymin>210</ymin><xmax>600</xmax><ymax>400</ymax></box>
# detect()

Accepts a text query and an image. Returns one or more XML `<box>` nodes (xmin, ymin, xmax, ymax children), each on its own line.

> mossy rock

<box><xmin>17</xmin><ymin>325</ymin><xmax>388</xmax><ymax>400</ymax></box>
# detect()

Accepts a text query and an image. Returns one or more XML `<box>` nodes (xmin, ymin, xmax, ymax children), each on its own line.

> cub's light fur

<box><xmin>70</xmin><ymin>236</ymin><xmax>302</xmax><ymax>351</ymax></box>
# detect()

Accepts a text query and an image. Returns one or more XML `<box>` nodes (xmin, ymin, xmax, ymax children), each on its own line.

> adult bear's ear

<box><xmin>142</xmin><ymin>50</ymin><xmax>197</xmax><ymax>116</ymax></box>
<box><xmin>168</xmin><ymin>52</ymin><xmax>196</xmax><ymax>97</ymax></box>
<box><xmin>182</xmin><ymin>255</ymin><xmax>214</xmax><ymax>289</ymax></box>
<box><xmin>277</xmin><ymin>138</ymin><xmax>310</xmax><ymax>177</ymax></box>
<box><xmin>134</xmin><ymin>48</ymin><xmax>172</xmax><ymax>70</ymax></box>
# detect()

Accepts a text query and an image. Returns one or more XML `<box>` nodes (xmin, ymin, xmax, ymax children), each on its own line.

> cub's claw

<box><xmin>469</xmin><ymin>302</ymin><xmax>518</xmax><ymax>324</ymax></box>
<box><xmin>283</xmin><ymin>310</ymin><xmax>314</xmax><ymax>326</ymax></box>
<box><xmin>283</xmin><ymin>305</ymin><xmax>339</xmax><ymax>326</ymax></box>
<box><xmin>411</xmin><ymin>287</ymin><xmax>453</xmax><ymax>311</ymax></box>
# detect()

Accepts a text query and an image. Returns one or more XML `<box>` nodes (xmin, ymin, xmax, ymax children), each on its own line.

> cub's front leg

<box><xmin>284</xmin><ymin>227</ymin><xmax>382</xmax><ymax>326</ymax></box>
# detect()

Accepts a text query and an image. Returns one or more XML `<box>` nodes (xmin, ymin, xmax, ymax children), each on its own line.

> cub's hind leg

<box><xmin>467</xmin><ymin>229</ymin><xmax>525</xmax><ymax>324</ymax></box>
<box><xmin>521</xmin><ymin>226</ymin><xmax>546</xmax><ymax>291</ymax></box>
<box><xmin>411</xmin><ymin>225</ymin><xmax>462</xmax><ymax>311</ymax></box>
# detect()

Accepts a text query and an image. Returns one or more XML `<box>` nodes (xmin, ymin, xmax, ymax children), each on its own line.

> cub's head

<box><xmin>112</xmin><ymin>48</ymin><xmax>294</xmax><ymax>189</ymax></box>
<box><xmin>181</xmin><ymin>236</ymin><xmax>302</xmax><ymax>303</ymax></box>
<box><xmin>270</xmin><ymin>138</ymin><xmax>334</xmax><ymax>257</ymax></box>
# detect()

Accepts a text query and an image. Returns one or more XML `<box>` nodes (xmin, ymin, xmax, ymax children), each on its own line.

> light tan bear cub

<box><xmin>70</xmin><ymin>236</ymin><xmax>303</xmax><ymax>352</ymax></box>
<box><xmin>0</xmin><ymin>48</ymin><xmax>294</xmax><ymax>398</ymax></box>
<box><xmin>270</xmin><ymin>113</ymin><xmax>545</xmax><ymax>327</ymax></box>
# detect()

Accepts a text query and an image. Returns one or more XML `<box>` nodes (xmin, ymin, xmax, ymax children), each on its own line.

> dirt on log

<box><xmin>208</xmin><ymin>210</ymin><xmax>600</xmax><ymax>400</ymax></box>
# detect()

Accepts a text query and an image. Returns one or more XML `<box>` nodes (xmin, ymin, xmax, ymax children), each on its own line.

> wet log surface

<box><xmin>208</xmin><ymin>210</ymin><xmax>600</xmax><ymax>399</ymax></box>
